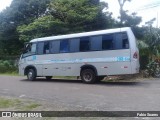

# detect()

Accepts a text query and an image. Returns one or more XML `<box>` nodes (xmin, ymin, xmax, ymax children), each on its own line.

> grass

<box><xmin>0</xmin><ymin>97</ymin><xmax>41</xmax><ymax>111</ymax></box>
<box><xmin>22</xmin><ymin>103</ymin><xmax>41</xmax><ymax>111</ymax></box>
<box><xmin>0</xmin><ymin>98</ymin><xmax>19</xmax><ymax>108</ymax></box>
<box><xmin>0</xmin><ymin>71</ymin><xmax>18</xmax><ymax>76</ymax></box>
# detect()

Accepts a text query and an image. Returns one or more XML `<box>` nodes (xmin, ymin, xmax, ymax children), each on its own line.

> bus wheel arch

<box><xmin>24</xmin><ymin>66</ymin><xmax>37</xmax><ymax>81</ymax></box>
<box><xmin>80</xmin><ymin>65</ymin><xmax>97</xmax><ymax>84</ymax></box>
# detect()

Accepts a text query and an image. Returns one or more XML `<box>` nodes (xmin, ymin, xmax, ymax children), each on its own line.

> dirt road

<box><xmin>0</xmin><ymin>75</ymin><xmax>160</xmax><ymax>111</ymax></box>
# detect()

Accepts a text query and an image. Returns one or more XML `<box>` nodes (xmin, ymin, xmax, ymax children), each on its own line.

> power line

<box><xmin>131</xmin><ymin>3</ymin><xmax>160</xmax><ymax>12</ymax></box>
<box><xmin>137</xmin><ymin>4</ymin><xmax>160</xmax><ymax>11</ymax></box>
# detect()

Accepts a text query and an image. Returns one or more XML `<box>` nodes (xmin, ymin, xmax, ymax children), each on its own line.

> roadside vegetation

<box><xmin>0</xmin><ymin>60</ymin><xmax>17</xmax><ymax>74</ymax></box>
<box><xmin>0</xmin><ymin>97</ymin><xmax>41</xmax><ymax>111</ymax></box>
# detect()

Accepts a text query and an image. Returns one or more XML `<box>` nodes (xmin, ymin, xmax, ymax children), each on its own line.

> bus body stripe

<box><xmin>32</xmin><ymin>57</ymin><xmax>131</xmax><ymax>64</ymax></box>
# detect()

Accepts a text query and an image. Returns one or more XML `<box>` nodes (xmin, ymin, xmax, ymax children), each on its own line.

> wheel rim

<box><xmin>83</xmin><ymin>72</ymin><xmax>92</xmax><ymax>82</ymax></box>
<box><xmin>28</xmin><ymin>71</ymin><xmax>33</xmax><ymax>80</ymax></box>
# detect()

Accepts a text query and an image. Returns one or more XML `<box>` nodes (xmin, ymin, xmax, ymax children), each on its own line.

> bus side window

<box><xmin>50</xmin><ymin>41</ymin><xmax>60</xmax><ymax>54</ymax></box>
<box><xmin>102</xmin><ymin>34</ymin><xmax>114</xmax><ymax>50</ymax></box>
<box><xmin>90</xmin><ymin>36</ymin><xmax>102</xmax><ymax>51</ymax></box>
<box><xmin>31</xmin><ymin>43</ymin><xmax>37</xmax><ymax>53</ymax></box>
<box><xmin>115</xmin><ymin>32</ymin><xmax>129</xmax><ymax>49</ymax></box>
<box><xmin>115</xmin><ymin>33</ymin><xmax>122</xmax><ymax>49</ymax></box>
<box><xmin>37</xmin><ymin>42</ymin><xmax>44</xmax><ymax>55</ymax></box>
<box><xmin>60</xmin><ymin>40</ymin><xmax>69</xmax><ymax>53</ymax></box>
<box><xmin>80</xmin><ymin>37</ymin><xmax>90</xmax><ymax>52</ymax></box>
<box><xmin>70</xmin><ymin>38</ymin><xmax>80</xmax><ymax>52</ymax></box>
<box><xmin>122</xmin><ymin>33</ymin><xmax>129</xmax><ymax>49</ymax></box>
<box><xmin>44</xmin><ymin>42</ymin><xmax>50</xmax><ymax>54</ymax></box>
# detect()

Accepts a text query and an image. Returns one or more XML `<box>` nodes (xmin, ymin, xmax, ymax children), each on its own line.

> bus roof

<box><xmin>30</xmin><ymin>27</ymin><xmax>131</xmax><ymax>42</ymax></box>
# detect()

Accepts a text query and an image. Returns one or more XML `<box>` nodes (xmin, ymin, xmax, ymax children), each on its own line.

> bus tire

<box><xmin>46</xmin><ymin>76</ymin><xmax>52</xmax><ymax>80</ymax></box>
<box><xmin>81</xmin><ymin>69</ymin><xmax>96</xmax><ymax>84</ymax></box>
<box><xmin>27</xmin><ymin>69</ymin><xmax>36</xmax><ymax>81</ymax></box>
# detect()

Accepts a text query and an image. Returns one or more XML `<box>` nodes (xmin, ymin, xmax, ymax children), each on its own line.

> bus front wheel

<box><xmin>27</xmin><ymin>69</ymin><xmax>36</xmax><ymax>81</ymax></box>
<box><xmin>81</xmin><ymin>69</ymin><xmax>96</xmax><ymax>84</ymax></box>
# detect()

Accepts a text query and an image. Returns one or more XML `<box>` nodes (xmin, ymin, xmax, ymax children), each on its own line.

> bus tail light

<box><xmin>133</xmin><ymin>52</ymin><xmax>138</xmax><ymax>59</ymax></box>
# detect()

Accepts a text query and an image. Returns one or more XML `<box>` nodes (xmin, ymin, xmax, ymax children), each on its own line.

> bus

<box><xmin>19</xmin><ymin>27</ymin><xmax>139</xmax><ymax>84</ymax></box>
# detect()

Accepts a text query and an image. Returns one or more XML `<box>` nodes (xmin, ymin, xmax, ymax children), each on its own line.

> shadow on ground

<box><xmin>20</xmin><ymin>78</ymin><xmax>149</xmax><ymax>87</ymax></box>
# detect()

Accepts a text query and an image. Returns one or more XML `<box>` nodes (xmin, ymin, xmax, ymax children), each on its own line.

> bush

<box><xmin>0</xmin><ymin>60</ymin><xmax>18</xmax><ymax>73</ymax></box>
<box><xmin>139</xmin><ymin>48</ymin><xmax>150</xmax><ymax>70</ymax></box>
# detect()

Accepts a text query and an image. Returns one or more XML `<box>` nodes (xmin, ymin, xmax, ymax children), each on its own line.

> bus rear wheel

<box><xmin>81</xmin><ymin>69</ymin><xmax>96</xmax><ymax>84</ymax></box>
<box><xmin>27</xmin><ymin>69</ymin><xmax>36</xmax><ymax>81</ymax></box>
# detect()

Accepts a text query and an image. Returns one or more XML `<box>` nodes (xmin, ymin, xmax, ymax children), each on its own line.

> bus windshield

<box><xmin>22</xmin><ymin>43</ymin><xmax>36</xmax><ymax>58</ymax></box>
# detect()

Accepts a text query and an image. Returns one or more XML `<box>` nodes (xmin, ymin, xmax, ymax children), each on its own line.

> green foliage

<box><xmin>136</xmin><ymin>18</ymin><xmax>160</xmax><ymax>69</ymax></box>
<box><xmin>0</xmin><ymin>60</ymin><xmax>17</xmax><ymax>73</ymax></box>
<box><xmin>17</xmin><ymin>0</ymin><xmax>113</xmax><ymax>42</ymax></box>
<box><xmin>0</xmin><ymin>0</ymin><xmax>51</xmax><ymax>55</ymax></box>
<box><xmin>7</xmin><ymin>0</ymin><xmax>51</xmax><ymax>24</ymax></box>
<box><xmin>122</xmin><ymin>12</ymin><xmax>142</xmax><ymax>27</ymax></box>
<box><xmin>139</xmin><ymin>48</ymin><xmax>150</xmax><ymax>70</ymax></box>
<box><xmin>117</xmin><ymin>0</ymin><xmax>142</xmax><ymax>27</ymax></box>
<box><xmin>49</xmin><ymin>0</ymin><xmax>98</xmax><ymax>22</ymax></box>
<box><xmin>49</xmin><ymin>0</ymin><xmax>113</xmax><ymax>30</ymax></box>
<box><xmin>17</xmin><ymin>15</ymin><xmax>68</xmax><ymax>42</ymax></box>
<box><xmin>143</xmin><ymin>26</ymin><xmax>160</xmax><ymax>59</ymax></box>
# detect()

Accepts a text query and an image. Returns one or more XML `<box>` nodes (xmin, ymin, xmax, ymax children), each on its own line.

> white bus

<box><xmin>19</xmin><ymin>27</ymin><xmax>139</xmax><ymax>83</ymax></box>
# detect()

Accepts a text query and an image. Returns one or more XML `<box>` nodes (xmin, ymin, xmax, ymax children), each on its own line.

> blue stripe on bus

<box><xmin>32</xmin><ymin>57</ymin><xmax>130</xmax><ymax>64</ymax></box>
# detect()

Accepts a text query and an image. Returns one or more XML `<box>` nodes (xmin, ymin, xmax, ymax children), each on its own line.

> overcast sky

<box><xmin>102</xmin><ymin>0</ymin><xmax>160</xmax><ymax>27</ymax></box>
<box><xmin>0</xmin><ymin>0</ymin><xmax>160</xmax><ymax>27</ymax></box>
<box><xmin>0</xmin><ymin>0</ymin><xmax>12</xmax><ymax>11</ymax></box>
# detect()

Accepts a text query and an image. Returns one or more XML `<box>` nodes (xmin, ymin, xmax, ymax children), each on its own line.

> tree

<box><xmin>144</xmin><ymin>18</ymin><xmax>160</xmax><ymax>59</ymax></box>
<box><xmin>0</xmin><ymin>0</ymin><xmax>51</xmax><ymax>55</ymax></box>
<box><xmin>0</xmin><ymin>0</ymin><xmax>115</xmax><ymax>55</ymax></box>
<box><xmin>117</xmin><ymin>0</ymin><xmax>142</xmax><ymax>28</ymax></box>
<box><xmin>17</xmin><ymin>0</ymin><xmax>114</xmax><ymax>42</ymax></box>
<box><xmin>17</xmin><ymin>15</ymin><xmax>68</xmax><ymax>42</ymax></box>
<box><xmin>118</xmin><ymin>0</ymin><xmax>131</xmax><ymax>25</ymax></box>
<box><xmin>8</xmin><ymin>0</ymin><xmax>51</xmax><ymax>24</ymax></box>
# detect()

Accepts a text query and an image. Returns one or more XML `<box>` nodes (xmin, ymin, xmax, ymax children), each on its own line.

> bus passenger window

<box><xmin>70</xmin><ymin>39</ymin><xmax>80</xmax><ymax>52</ymax></box>
<box><xmin>60</xmin><ymin>40</ymin><xmax>69</xmax><ymax>53</ymax></box>
<box><xmin>90</xmin><ymin>36</ymin><xmax>102</xmax><ymax>51</ymax></box>
<box><xmin>80</xmin><ymin>37</ymin><xmax>90</xmax><ymax>52</ymax></box>
<box><xmin>37</xmin><ymin>42</ymin><xmax>44</xmax><ymax>55</ymax></box>
<box><xmin>50</xmin><ymin>41</ymin><xmax>60</xmax><ymax>54</ymax></box>
<box><xmin>102</xmin><ymin>34</ymin><xmax>114</xmax><ymax>50</ymax></box>
<box><xmin>31</xmin><ymin>43</ymin><xmax>37</xmax><ymax>53</ymax></box>
<box><xmin>122</xmin><ymin>39</ymin><xmax>128</xmax><ymax>49</ymax></box>
<box><xmin>44</xmin><ymin>42</ymin><xmax>50</xmax><ymax>54</ymax></box>
<box><xmin>122</xmin><ymin>33</ymin><xmax>129</xmax><ymax>49</ymax></box>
